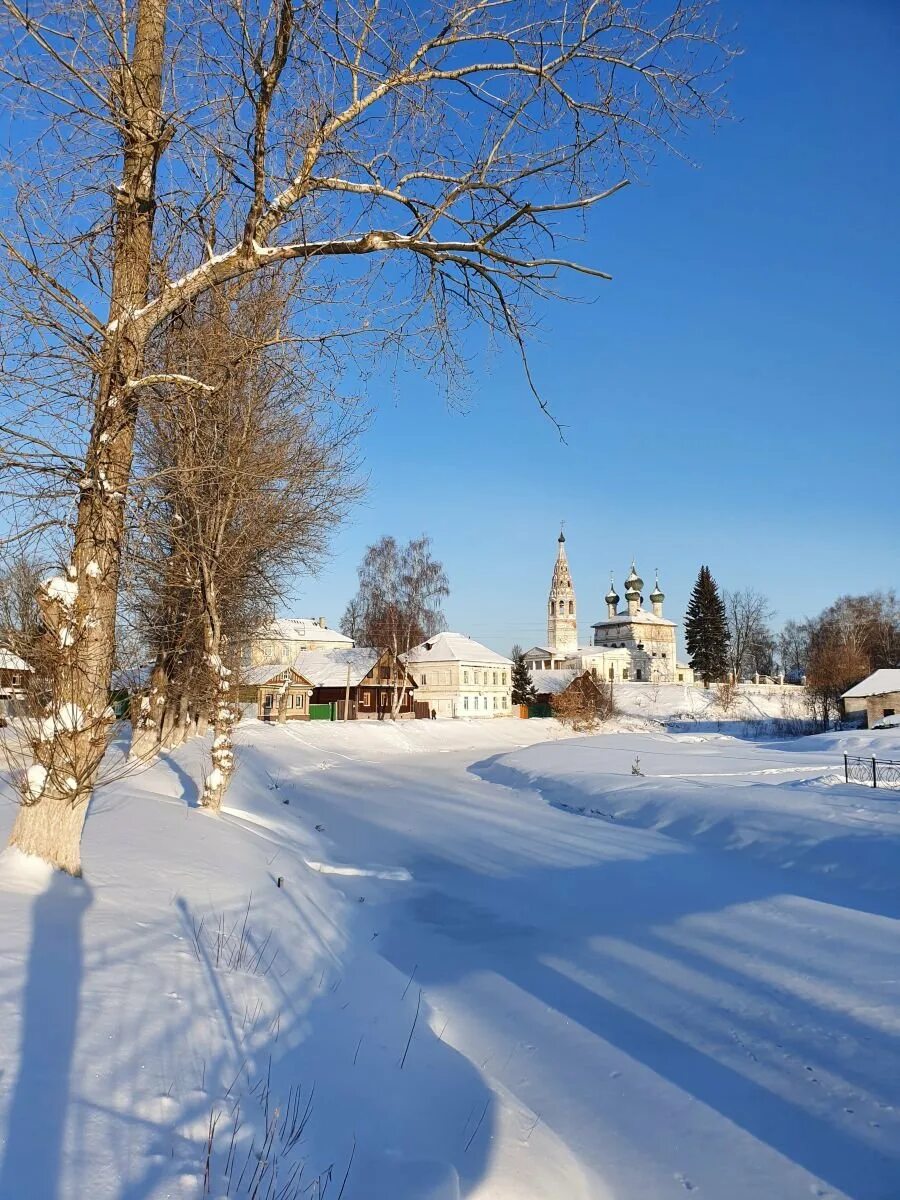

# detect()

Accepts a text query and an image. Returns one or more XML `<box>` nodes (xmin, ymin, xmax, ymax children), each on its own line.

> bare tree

<box><xmin>777</xmin><ymin>618</ymin><xmax>810</xmax><ymax>680</ymax></box>
<box><xmin>803</xmin><ymin>591</ymin><xmax>900</xmax><ymax>728</ymax></box>
<box><xmin>343</xmin><ymin>534</ymin><xmax>448</xmax><ymax>717</ymax></box>
<box><xmin>724</xmin><ymin>588</ymin><xmax>774</xmax><ymax>681</ymax></box>
<box><xmin>127</xmin><ymin>281</ymin><xmax>364</xmax><ymax>804</ymax></box>
<box><xmin>0</xmin><ymin>554</ymin><xmax>45</xmax><ymax>656</ymax></box>
<box><xmin>0</xmin><ymin>0</ymin><xmax>733</xmax><ymax>870</ymax></box>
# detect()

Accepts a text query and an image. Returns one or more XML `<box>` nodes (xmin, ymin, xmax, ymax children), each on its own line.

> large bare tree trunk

<box><xmin>8</xmin><ymin>0</ymin><xmax>168</xmax><ymax>874</ymax></box>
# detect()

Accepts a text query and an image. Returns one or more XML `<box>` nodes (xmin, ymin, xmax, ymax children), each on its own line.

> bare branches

<box><xmin>0</xmin><ymin>0</ymin><xmax>733</xmax><ymax>866</ymax></box>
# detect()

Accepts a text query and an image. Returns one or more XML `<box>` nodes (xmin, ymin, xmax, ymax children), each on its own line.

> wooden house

<box><xmin>0</xmin><ymin>648</ymin><xmax>31</xmax><ymax>699</ymax></box>
<box><xmin>239</xmin><ymin>663</ymin><xmax>314</xmax><ymax>721</ymax></box>
<box><xmin>293</xmin><ymin>648</ymin><xmax>418</xmax><ymax>720</ymax></box>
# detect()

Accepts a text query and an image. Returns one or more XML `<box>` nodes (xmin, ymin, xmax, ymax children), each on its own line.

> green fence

<box><xmin>309</xmin><ymin>702</ymin><xmax>334</xmax><ymax>721</ymax></box>
<box><xmin>527</xmin><ymin>703</ymin><xmax>553</xmax><ymax>719</ymax></box>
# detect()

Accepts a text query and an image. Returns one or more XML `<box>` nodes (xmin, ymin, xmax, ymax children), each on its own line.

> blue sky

<box><xmin>290</xmin><ymin>0</ymin><xmax>900</xmax><ymax>655</ymax></box>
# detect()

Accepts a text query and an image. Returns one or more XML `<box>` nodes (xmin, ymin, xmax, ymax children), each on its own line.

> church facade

<box><xmin>524</xmin><ymin>534</ymin><xmax>694</xmax><ymax>685</ymax></box>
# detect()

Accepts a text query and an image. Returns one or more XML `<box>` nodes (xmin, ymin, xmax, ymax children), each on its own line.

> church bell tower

<box><xmin>547</xmin><ymin>531</ymin><xmax>578</xmax><ymax>655</ymax></box>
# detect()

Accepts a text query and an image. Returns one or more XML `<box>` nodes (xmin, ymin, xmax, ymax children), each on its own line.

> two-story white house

<box><xmin>242</xmin><ymin>616</ymin><xmax>353</xmax><ymax>667</ymax></box>
<box><xmin>404</xmin><ymin>632</ymin><xmax>513</xmax><ymax>718</ymax></box>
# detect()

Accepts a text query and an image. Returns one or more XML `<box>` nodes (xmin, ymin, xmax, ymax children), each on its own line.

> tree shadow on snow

<box><xmin>292</xmin><ymin>757</ymin><xmax>900</xmax><ymax>1200</ymax></box>
<box><xmin>0</xmin><ymin>872</ymin><xmax>92</xmax><ymax>1200</ymax></box>
<box><xmin>109</xmin><ymin>890</ymin><xmax>494</xmax><ymax>1200</ymax></box>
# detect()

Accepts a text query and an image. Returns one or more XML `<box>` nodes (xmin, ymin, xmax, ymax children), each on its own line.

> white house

<box><xmin>405</xmin><ymin>632</ymin><xmax>513</xmax><ymax>718</ymax></box>
<box><xmin>243</xmin><ymin>616</ymin><xmax>353</xmax><ymax>666</ymax></box>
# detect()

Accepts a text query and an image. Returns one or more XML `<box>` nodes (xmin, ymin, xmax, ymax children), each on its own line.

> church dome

<box><xmin>605</xmin><ymin>576</ymin><xmax>619</xmax><ymax>603</ymax></box>
<box><xmin>624</xmin><ymin>561</ymin><xmax>643</xmax><ymax>596</ymax></box>
<box><xmin>650</xmin><ymin>575</ymin><xmax>665</xmax><ymax>603</ymax></box>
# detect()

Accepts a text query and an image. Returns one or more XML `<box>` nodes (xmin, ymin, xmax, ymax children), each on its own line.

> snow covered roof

<box><xmin>530</xmin><ymin>669</ymin><xmax>576</xmax><ymax>696</ymax></box>
<box><xmin>591</xmin><ymin>611</ymin><xmax>676</xmax><ymax>629</ymax></box>
<box><xmin>243</xmin><ymin>663</ymin><xmax>312</xmax><ymax>687</ymax></box>
<box><xmin>255</xmin><ymin>617</ymin><xmax>353</xmax><ymax>646</ymax></box>
<box><xmin>405</xmin><ymin>632</ymin><xmax>512</xmax><ymax>666</ymax></box>
<box><xmin>110</xmin><ymin>662</ymin><xmax>153</xmax><ymax>691</ymax></box>
<box><xmin>292</xmin><ymin>648</ymin><xmax>390</xmax><ymax>688</ymax></box>
<box><xmin>523</xmin><ymin>646</ymin><xmax>553</xmax><ymax>659</ymax></box>
<box><xmin>0</xmin><ymin>649</ymin><xmax>31</xmax><ymax>672</ymax></box>
<box><xmin>842</xmin><ymin>669</ymin><xmax>900</xmax><ymax>698</ymax></box>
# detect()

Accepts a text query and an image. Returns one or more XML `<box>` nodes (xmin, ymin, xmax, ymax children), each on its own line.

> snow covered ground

<box><xmin>0</xmin><ymin>712</ymin><xmax>898</xmax><ymax>1199</ymax></box>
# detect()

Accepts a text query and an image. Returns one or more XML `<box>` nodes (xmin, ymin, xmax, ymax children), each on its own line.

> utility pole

<box><xmin>344</xmin><ymin>663</ymin><xmax>351</xmax><ymax>721</ymax></box>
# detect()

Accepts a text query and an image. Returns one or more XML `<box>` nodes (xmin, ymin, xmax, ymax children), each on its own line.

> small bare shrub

<box><xmin>552</xmin><ymin>673</ymin><xmax>616</xmax><ymax>732</ymax></box>
<box><xmin>189</xmin><ymin>898</ymin><xmax>279</xmax><ymax>977</ymax></box>
<box><xmin>201</xmin><ymin>1066</ymin><xmax>321</xmax><ymax>1198</ymax></box>
<box><xmin>714</xmin><ymin>677</ymin><xmax>739</xmax><ymax>715</ymax></box>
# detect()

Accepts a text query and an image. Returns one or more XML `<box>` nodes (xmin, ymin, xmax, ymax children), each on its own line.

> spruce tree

<box><xmin>510</xmin><ymin>645</ymin><xmax>537</xmax><ymax>706</ymax></box>
<box><xmin>685</xmin><ymin>566</ymin><xmax>730</xmax><ymax>687</ymax></box>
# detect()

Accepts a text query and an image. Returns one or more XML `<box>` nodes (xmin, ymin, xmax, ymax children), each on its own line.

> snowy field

<box><xmin>0</xmin><ymin>710</ymin><xmax>898</xmax><ymax>1199</ymax></box>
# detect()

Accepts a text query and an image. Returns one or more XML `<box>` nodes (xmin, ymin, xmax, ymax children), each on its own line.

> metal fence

<box><xmin>843</xmin><ymin>754</ymin><xmax>900</xmax><ymax>790</ymax></box>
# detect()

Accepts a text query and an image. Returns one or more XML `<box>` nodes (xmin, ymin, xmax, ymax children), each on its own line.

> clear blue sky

<box><xmin>289</xmin><ymin>0</ymin><xmax>900</xmax><ymax>655</ymax></box>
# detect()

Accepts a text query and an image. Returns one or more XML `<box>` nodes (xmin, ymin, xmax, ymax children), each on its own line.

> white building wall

<box><xmin>410</xmin><ymin>659</ymin><xmax>513</xmax><ymax>718</ymax></box>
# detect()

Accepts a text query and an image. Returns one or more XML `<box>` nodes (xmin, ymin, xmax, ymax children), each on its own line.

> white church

<box><xmin>523</xmin><ymin>533</ymin><xmax>694</xmax><ymax>685</ymax></box>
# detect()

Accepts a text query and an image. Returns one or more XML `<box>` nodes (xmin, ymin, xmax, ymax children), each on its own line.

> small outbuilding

<box><xmin>530</xmin><ymin>668</ymin><xmax>577</xmax><ymax>706</ymax></box>
<box><xmin>841</xmin><ymin>669</ymin><xmax>900</xmax><ymax>728</ymax></box>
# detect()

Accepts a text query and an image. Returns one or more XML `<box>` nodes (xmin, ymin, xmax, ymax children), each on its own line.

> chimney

<box><xmin>318</xmin><ymin>616</ymin><xmax>326</xmax><ymax>629</ymax></box>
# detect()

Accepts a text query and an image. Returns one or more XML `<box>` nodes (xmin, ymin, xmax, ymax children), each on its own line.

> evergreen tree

<box><xmin>685</xmin><ymin>566</ymin><xmax>730</xmax><ymax>687</ymax></box>
<box><xmin>510</xmin><ymin>644</ymin><xmax>537</xmax><ymax>706</ymax></box>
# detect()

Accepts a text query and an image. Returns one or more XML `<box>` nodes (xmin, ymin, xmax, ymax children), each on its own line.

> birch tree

<box><xmin>724</xmin><ymin>587</ymin><xmax>774</xmax><ymax>681</ymax></box>
<box><xmin>343</xmin><ymin>535</ymin><xmax>449</xmax><ymax>717</ymax></box>
<box><xmin>0</xmin><ymin>0</ymin><xmax>733</xmax><ymax>871</ymax></box>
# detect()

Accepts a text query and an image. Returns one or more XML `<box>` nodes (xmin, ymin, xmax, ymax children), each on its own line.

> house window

<box><xmin>463</xmin><ymin>696</ymin><xmax>469</xmax><ymax>710</ymax></box>
<box><xmin>362</xmin><ymin>692</ymin><xmax>371</xmax><ymax>706</ymax></box>
<box><xmin>463</xmin><ymin>670</ymin><xmax>469</xmax><ymax>684</ymax></box>
<box><xmin>623</xmin><ymin>668</ymin><xmax>630</xmax><ymax>680</ymax></box>
<box><xmin>568</xmin><ymin>601</ymin><xmax>574</xmax><ymax>614</ymax></box>
<box><xmin>493</xmin><ymin>671</ymin><xmax>498</xmax><ymax>685</ymax></box>
<box><xmin>502</xmin><ymin>695</ymin><xmax>507</xmax><ymax>708</ymax></box>
<box><xmin>421</xmin><ymin>673</ymin><xmax>427</xmax><ymax>686</ymax></box>
<box><xmin>493</xmin><ymin>695</ymin><xmax>498</xmax><ymax>708</ymax></box>
<box><xmin>502</xmin><ymin>672</ymin><xmax>507</xmax><ymax>685</ymax></box>
<box><xmin>677</xmin><ymin>673</ymin><xmax>684</xmax><ymax>682</ymax></box>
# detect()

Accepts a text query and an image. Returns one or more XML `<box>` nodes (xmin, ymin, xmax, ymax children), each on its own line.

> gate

<box><xmin>309</xmin><ymin>702</ymin><xmax>333</xmax><ymax>721</ymax></box>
